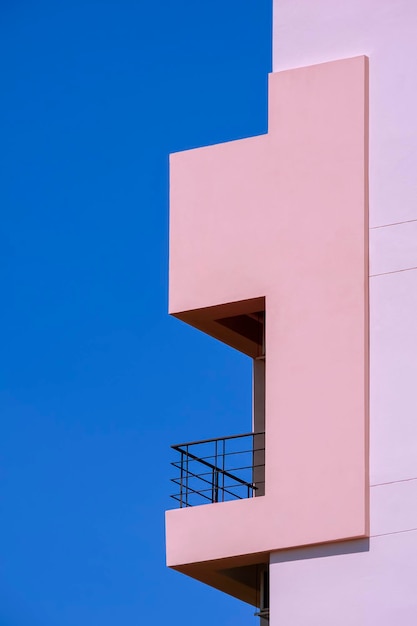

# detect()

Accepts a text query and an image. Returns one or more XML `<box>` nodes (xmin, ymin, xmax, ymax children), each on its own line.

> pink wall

<box><xmin>270</xmin><ymin>2</ymin><xmax>417</xmax><ymax>623</ymax></box>
<box><xmin>167</xmin><ymin>57</ymin><xmax>369</xmax><ymax>571</ymax></box>
<box><xmin>270</xmin><ymin>530</ymin><xmax>417</xmax><ymax>625</ymax></box>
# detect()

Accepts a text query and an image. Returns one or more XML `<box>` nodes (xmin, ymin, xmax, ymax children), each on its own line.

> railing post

<box><xmin>185</xmin><ymin>444</ymin><xmax>189</xmax><ymax>507</ymax></box>
<box><xmin>179</xmin><ymin>450</ymin><xmax>184</xmax><ymax>508</ymax></box>
<box><xmin>214</xmin><ymin>439</ymin><xmax>219</xmax><ymax>502</ymax></box>
<box><xmin>213</xmin><ymin>468</ymin><xmax>219</xmax><ymax>503</ymax></box>
<box><xmin>222</xmin><ymin>438</ymin><xmax>226</xmax><ymax>502</ymax></box>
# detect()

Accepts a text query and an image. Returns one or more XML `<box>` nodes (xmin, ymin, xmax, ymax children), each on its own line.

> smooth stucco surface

<box><xmin>167</xmin><ymin>57</ymin><xmax>369</xmax><ymax>569</ymax></box>
<box><xmin>270</xmin><ymin>530</ymin><xmax>417</xmax><ymax>625</ymax></box>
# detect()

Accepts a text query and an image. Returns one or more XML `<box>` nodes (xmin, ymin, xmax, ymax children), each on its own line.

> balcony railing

<box><xmin>170</xmin><ymin>431</ymin><xmax>265</xmax><ymax>508</ymax></box>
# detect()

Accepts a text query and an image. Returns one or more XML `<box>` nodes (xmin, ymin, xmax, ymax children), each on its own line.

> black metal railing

<box><xmin>170</xmin><ymin>431</ymin><xmax>265</xmax><ymax>508</ymax></box>
<box><xmin>254</xmin><ymin>608</ymin><xmax>270</xmax><ymax>623</ymax></box>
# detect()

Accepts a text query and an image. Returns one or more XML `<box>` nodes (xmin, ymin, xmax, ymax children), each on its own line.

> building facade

<box><xmin>166</xmin><ymin>2</ymin><xmax>417</xmax><ymax>624</ymax></box>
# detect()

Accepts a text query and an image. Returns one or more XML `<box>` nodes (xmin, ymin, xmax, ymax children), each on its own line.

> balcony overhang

<box><xmin>167</xmin><ymin>56</ymin><xmax>369</xmax><ymax>601</ymax></box>
<box><xmin>171</xmin><ymin>551</ymin><xmax>269</xmax><ymax>607</ymax></box>
<box><xmin>172</xmin><ymin>297</ymin><xmax>265</xmax><ymax>357</ymax></box>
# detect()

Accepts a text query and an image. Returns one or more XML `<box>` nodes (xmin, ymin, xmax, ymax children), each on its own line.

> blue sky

<box><xmin>0</xmin><ymin>2</ymin><xmax>271</xmax><ymax>624</ymax></box>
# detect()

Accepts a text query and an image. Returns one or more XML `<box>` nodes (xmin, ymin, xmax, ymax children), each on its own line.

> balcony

<box><xmin>166</xmin><ymin>59</ymin><xmax>370</xmax><ymax>610</ymax></box>
<box><xmin>171</xmin><ymin>431</ymin><xmax>265</xmax><ymax>508</ymax></box>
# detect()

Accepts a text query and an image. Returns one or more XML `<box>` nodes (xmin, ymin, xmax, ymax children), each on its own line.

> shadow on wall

<box><xmin>272</xmin><ymin>539</ymin><xmax>370</xmax><ymax>564</ymax></box>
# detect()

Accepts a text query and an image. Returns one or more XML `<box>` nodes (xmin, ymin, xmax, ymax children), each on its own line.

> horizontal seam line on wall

<box><xmin>372</xmin><ymin>527</ymin><xmax>417</xmax><ymax>539</ymax></box>
<box><xmin>370</xmin><ymin>217</ymin><xmax>417</xmax><ymax>229</ymax></box>
<box><xmin>371</xmin><ymin>476</ymin><xmax>417</xmax><ymax>488</ymax></box>
<box><xmin>370</xmin><ymin>266</ymin><xmax>417</xmax><ymax>277</ymax></box>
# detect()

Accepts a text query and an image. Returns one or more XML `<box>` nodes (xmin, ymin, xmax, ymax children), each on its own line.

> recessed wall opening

<box><xmin>171</xmin><ymin>297</ymin><xmax>266</xmax><ymax>506</ymax></box>
<box><xmin>216</xmin><ymin>310</ymin><xmax>265</xmax><ymax>358</ymax></box>
<box><xmin>220</xmin><ymin>562</ymin><xmax>270</xmax><ymax>623</ymax></box>
<box><xmin>215</xmin><ymin>308</ymin><xmax>265</xmax><ymax>497</ymax></box>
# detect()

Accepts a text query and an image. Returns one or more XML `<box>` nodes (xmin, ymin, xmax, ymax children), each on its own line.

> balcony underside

<box><xmin>171</xmin><ymin>551</ymin><xmax>269</xmax><ymax>606</ymax></box>
<box><xmin>172</xmin><ymin>297</ymin><xmax>265</xmax><ymax>358</ymax></box>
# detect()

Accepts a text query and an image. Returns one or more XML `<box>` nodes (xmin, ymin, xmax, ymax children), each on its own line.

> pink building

<box><xmin>166</xmin><ymin>2</ymin><xmax>417</xmax><ymax>624</ymax></box>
